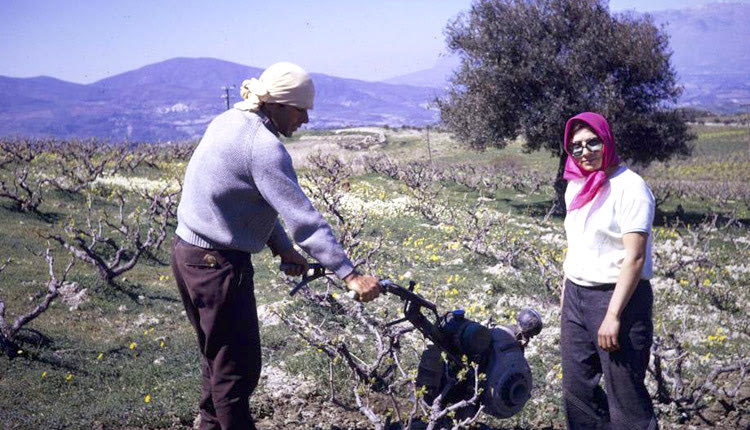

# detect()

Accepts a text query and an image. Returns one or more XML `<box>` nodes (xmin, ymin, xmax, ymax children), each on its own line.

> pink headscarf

<box><xmin>562</xmin><ymin>112</ymin><xmax>621</xmax><ymax>211</ymax></box>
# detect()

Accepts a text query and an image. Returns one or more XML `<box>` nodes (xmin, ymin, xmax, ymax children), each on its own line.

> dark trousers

<box><xmin>561</xmin><ymin>279</ymin><xmax>658</xmax><ymax>430</ymax></box>
<box><xmin>171</xmin><ymin>237</ymin><xmax>261</xmax><ymax>430</ymax></box>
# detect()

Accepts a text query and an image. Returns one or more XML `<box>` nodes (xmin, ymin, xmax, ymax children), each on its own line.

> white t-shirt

<box><xmin>563</xmin><ymin>165</ymin><xmax>655</xmax><ymax>286</ymax></box>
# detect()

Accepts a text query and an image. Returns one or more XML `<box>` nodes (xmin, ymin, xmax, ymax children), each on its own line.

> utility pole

<box><xmin>743</xmin><ymin>103</ymin><xmax>750</xmax><ymax>156</ymax></box>
<box><xmin>426</xmin><ymin>124</ymin><xmax>433</xmax><ymax>166</ymax></box>
<box><xmin>221</xmin><ymin>85</ymin><xmax>235</xmax><ymax>110</ymax></box>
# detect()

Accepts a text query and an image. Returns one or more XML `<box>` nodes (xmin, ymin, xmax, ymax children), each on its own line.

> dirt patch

<box><xmin>253</xmin><ymin>392</ymin><xmax>375</xmax><ymax>430</ymax></box>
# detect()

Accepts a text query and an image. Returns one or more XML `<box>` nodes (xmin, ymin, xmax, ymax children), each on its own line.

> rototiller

<box><xmin>284</xmin><ymin>263</ymin><xmax>543</xmax><ymax>425</ymax></box>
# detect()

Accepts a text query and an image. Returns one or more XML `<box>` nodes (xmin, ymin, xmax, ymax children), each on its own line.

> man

<box><xmin>171</xmin><ymin>62</ymin><xmax>381</xmax><ymax>429</ymax></box>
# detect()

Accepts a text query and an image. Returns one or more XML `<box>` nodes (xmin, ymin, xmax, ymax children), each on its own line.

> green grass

<box><xmin>1</xmin><ymin>124</ymin><xmax>748</xmax><ymax>429</ymax></box>
<box><xmin>691</xmin><ymin>124</ymin><xmax>750</xmax><ymax>156</ymax></box>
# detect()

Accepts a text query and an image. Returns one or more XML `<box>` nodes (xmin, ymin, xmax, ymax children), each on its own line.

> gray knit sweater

<box><xmin>175</xmin><ymin>108</ymin><xmax>355</xmax><ymax>279</ymax></box>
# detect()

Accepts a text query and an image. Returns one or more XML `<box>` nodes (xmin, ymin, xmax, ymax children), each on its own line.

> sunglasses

<box><xmin>568</xmin><ymin>137</ymin><xmax>603</xmax><ymax>158</ymax></box>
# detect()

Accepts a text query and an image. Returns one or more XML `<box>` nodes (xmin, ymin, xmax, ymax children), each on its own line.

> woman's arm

<box><xmin>597</xmin><ymin>231</ymin><xmax>648</xmax><ymax>351</ymax></box>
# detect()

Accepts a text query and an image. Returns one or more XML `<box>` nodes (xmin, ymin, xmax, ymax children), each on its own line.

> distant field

<box><xmin>0</xmin><ymin>125</ymin><xmax>747</xmax><ymax>429</ymax></box>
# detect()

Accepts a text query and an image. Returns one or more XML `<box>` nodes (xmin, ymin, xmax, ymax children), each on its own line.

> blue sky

<box><xmin>1</xmin><ymin>0</ymin><xmax>747</xmax><ymax>83</ymax></box>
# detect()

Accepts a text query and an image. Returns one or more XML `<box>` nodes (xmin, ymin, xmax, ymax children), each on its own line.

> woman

<box><xmin>560</xmin><ymin>112</ymin><xmax>658</xmax><ymax>429</ymax></box>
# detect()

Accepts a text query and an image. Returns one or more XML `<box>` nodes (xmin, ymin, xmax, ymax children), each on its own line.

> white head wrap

<box><xmin>234</xmin><ymin>62</ymin><xmax>315</xmax><ymax>112</ymax></box>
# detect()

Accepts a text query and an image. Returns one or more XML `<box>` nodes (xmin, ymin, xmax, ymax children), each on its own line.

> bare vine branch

<box><xmin>0</xmin><ymin>249</ymin><xmax>74</xmax><ymax>356</ymax></box>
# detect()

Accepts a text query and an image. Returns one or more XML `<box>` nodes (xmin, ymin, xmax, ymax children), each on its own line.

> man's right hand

<box><xmin>279</xmin><ymin>248</ymin><xmax>308</xmax><ymax>277</ymax></box>
<box><xmin>343</xmin><ymin>271</ymin><xmax>381</xmax><ymax>302</ymax></box>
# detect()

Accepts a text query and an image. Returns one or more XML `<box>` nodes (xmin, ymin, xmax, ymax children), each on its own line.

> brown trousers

<box><xmin>171</xmin><ymin>237</ymin><xmax>261</xmax><ymax>430</ymax></box>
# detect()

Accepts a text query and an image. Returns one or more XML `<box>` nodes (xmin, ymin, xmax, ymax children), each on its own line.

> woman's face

<box><xmin>569</xmin><ymin>127</ymin><xmax>603</xmax><ymax>172</ymax></box>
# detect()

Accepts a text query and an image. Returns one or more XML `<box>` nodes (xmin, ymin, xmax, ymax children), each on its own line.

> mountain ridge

<box><xmin>380</xmin><ymin>2</ymin><xmax>750</xmax><ymax>113</ymax></box>
<box><xmin>1</xmin><ymin>3</ymin><xmax>747</xmax><ymax>140</ymax></box>
<box><xmin>0</xmin><ymin>57</ymin><xmax>439</xmax><ymax>141</ymax></box>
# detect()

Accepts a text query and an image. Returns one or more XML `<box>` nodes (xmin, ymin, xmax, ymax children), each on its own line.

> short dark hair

<box><xmin>567</xmin><ymin>120</ymin><xmax>595</xmax><ymax>143</ymax></box>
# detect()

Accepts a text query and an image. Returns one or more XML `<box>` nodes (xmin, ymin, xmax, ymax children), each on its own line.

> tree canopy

<box><xmin>438</xmin><ymin>0</ymin><xmax>693</xmax><ymax>168</ymax></box>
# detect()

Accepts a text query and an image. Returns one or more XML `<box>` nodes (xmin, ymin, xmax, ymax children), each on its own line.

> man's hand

<box><xmin>343</xmin><ymin>271</ymin><xmax>380</xmax><ymax>302</ymax></box>
<box><xmin>279</xmin><ymin>248</ymin><xmax>308</xmax><ymax>277</ymax></box>
<box><xmin>598</xmin><ymin>312</ymin><xmax>621</xmax><ymax>352</ymax></box>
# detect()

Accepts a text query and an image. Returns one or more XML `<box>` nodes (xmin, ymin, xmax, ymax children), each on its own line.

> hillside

<box><xmin>381</xmin><ymin>2</ymin><xmax>750</xmax><ymax>113</ymax></box>
<box><xmin>0</xmin><ymin>58</ymin><xmax>439</xmax><ymax>141</ymax></box>
<box><xmin>0</xmin><ymin>3</ymin><xmax>747</xmax><ymax>140</ymax></box>
<box><xmin>0</xmin><ymin>125</ymin><xmax>747</xmax><ymax>428</ymax></box>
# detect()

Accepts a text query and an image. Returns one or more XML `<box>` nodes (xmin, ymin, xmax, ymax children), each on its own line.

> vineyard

<box><xmin>0</xmin><ymin>125</ymin><xmax>748</xmax><ymax>429</ymax></box>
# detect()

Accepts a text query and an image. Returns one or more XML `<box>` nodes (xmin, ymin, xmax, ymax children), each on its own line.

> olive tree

<box><xmin>438</xmin><ymin>0</ymin><xmax>693</xmax><ymax>211</ymax></box>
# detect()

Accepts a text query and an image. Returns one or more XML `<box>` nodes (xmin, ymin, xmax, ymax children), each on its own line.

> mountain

<box><xmin>1</xmin><ymin>3</ymin><xmax>746</xmax><ymax>140</ymax></box>
<box><xmin>650</xmin><ymin>3</ymin><xmax>750</xmax><ymax>112</ymax></box>
<box><xmin>0</xmin><ymin>57</ymin><xmax>439</xmax><ymax>141</ymax></box>
<box><xmin>652</xmin><ymin>3</ymin><xmax>750</xmax><ymax>76</ymax></box>
<box><xmin>381</xmin><ymin>3</ymin><xmax>750</xmax><ymax>113</ymax></box>
<box><xmin>382</xmin><ymin>55</ymin><xmax>460</xmax><ymax>89</ymax></box>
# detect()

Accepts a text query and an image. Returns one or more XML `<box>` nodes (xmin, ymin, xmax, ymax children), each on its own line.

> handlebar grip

<box><xmin>280</xmin><ymin>262</ymin><xmax>304</xmax><ymax>272</ymax></box>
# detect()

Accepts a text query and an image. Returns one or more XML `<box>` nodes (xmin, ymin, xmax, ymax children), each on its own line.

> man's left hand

<box><xmin>598</xmin><ymin>313</ymin><xmax>621</xmax><ymax>352</ymax></box>
<box><xmin>343</xmin><ymin>272</ymin><xmax>381</xmax><ymax>302</ymax></box>
<box><xmin>279</xmin><ymin>248</ymin><xmax>308</xmax><ymax>276</ymax></box>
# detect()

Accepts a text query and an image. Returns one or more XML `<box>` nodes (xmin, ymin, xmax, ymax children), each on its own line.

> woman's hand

<box><xmin>599</xmin><ymin>232</ymin><xmax>648</xmax><ymax>352</ymax></box>
<box><xmin>598</xmin><ymin>312</ymin><xmax>621</xmax><ymax>351</ymax></box>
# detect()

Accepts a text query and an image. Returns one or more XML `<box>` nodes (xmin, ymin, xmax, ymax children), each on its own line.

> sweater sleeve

<box><xmin>249</xmin><ymin>135</ymin><xmax>355</xmax><ymax>279</ymax></box>
<box><xmin>266</xmin><ymin>219</ymin><xmax>293</xmax><ymax>256</ymax></box>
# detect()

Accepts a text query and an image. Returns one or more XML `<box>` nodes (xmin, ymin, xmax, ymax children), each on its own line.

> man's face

<box><xmin>265</xmin><ymin>103</ymin><xmax>309</xmax><ymax>138</ymax></box>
